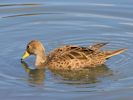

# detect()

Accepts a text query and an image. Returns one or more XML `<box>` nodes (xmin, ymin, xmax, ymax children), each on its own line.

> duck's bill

<box><xmin>21</xmin><ymin>51</ymin><xmax>30</xmax><ymax>60</ymax></box>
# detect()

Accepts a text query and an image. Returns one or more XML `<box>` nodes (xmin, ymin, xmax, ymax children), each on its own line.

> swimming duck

<box><xmin>21</xmin><ymin>40</ymin><xmax>126</xmax><ymax>70</ymax></box>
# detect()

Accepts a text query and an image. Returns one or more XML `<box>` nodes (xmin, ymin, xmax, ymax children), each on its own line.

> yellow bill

<box><xmin>22</xmin><ymin>51</ymin><xmax>30</xmax><ymax>60</ymax></box>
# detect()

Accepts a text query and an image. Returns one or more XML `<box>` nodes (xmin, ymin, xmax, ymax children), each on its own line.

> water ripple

<box><xmin>0</xmin><ymin>3</ymin><xmax>40</xmax><ymax>7</ymax></box>
<box><xmin>2</xmin><ymin>12</ymin><xmax>62</xmax><ymax>18</ymax></box>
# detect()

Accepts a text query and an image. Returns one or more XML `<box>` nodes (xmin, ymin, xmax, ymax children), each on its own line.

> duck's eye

<box><xmin>27</xmin><ymin>45</ymin><xmax>30</xmax><ymax>49</ymax></box>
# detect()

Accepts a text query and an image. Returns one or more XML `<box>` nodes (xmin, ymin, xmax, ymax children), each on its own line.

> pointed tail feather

<box><xmin>105</xmin><ymin>48</ymin><xmax>127</xmax><ymax>59</ymax></box>
<box><xmin>90</xmin><ymin>42</ymin><xmax>108</xmax><ymax>50</ymax></box>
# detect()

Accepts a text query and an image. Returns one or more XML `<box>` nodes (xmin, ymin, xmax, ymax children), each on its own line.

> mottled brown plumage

<box><xmin>21</xmin><ymin>40</ymin><xmax>127</xmax><ymax>70</ymax></box>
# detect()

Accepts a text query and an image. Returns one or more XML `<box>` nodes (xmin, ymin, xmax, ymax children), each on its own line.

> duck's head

<box><xmin>21</xmin><ymin>40</ymin><xmax>45</xmax><ymax>60</ymax></box>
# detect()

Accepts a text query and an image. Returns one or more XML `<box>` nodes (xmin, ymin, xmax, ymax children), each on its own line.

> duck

<box><xmin>21</xmin><ymin>40</ymin><xmax>127</xmax><ymax>70</ymax></box>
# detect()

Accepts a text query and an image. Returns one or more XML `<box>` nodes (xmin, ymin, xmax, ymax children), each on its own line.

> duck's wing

<box><xmin>48</xmin><ymin>45</ymin><xmax>77</xmax><ymax>58</ymax></box>
<box><xmin>48</xmin><ymin>45</ymin><xmax>80</xmax><ymax>59</ymax></box>
<box><xmin>48</xmin><ymin>45</ymin><xmax>96</xmax><ymax>60</ymax></box>
<box><xmin>48</xmin><ymin>42</ymin><xmax>108</xmax><ymax>59</ymax></box>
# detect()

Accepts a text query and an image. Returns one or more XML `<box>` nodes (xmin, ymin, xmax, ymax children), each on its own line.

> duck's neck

<box><xmin>35</xmin><ymin>53</ymin><xmax>47</xmax><ymax>67</ymax></box>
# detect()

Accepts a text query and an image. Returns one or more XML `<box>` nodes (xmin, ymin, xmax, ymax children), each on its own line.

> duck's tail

<box><xmin>105</xmin><ymin>48</ymin><xmax>127</xmax><ymax>59</ymax></box>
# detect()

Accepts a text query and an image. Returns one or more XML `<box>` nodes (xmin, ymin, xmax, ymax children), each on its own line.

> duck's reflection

<box><xmin>21</xmin><ymin>61</ymin><xmax>45</xmax><ymax>86</ymax></box>
<box><xmin>50</xmin><ymin>65</ymin><xmax>112</xmax><ymax>84</ymax></box>
<box><xmin>21</xmin><ymin>61</ymin><xmax>112</xmax><ymax>85</ymax></box>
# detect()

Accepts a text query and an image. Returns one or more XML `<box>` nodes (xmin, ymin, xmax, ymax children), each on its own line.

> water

<box><xmin>0</xmin><ymin>0</ymin><xmax>133</xmax><ymax>99</ymax></box>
